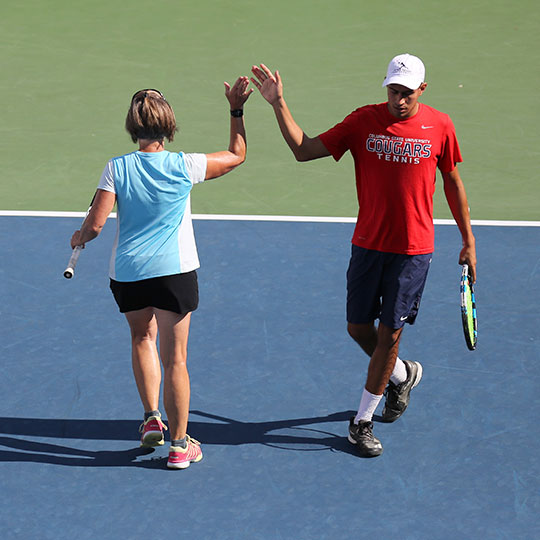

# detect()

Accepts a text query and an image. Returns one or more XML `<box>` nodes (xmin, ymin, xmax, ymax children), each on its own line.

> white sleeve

<box><xmin>183</xmin><ymin>153</ymin><xmax>207</xmax><ymax>185</ymax></box>
<box><xmin>97</xmin><ymin>160</ymin><xmax>116</xmax><ymax>193</ymax></box>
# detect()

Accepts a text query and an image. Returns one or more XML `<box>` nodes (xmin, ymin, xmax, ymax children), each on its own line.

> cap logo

<box><xmin>393</xmin><ymin>61</ymin><xmax>410</xmax><ymax>74</ymax></box>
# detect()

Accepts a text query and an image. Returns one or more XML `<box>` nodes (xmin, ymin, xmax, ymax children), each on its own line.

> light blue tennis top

<box><xmin>97</xmin><ymin>150</ymin><xmax>207</xmax><ymax>282</ymax></box>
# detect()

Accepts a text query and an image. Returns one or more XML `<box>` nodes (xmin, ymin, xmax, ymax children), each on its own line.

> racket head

<box><xmin>460</xmin><ymin>264</ymin><xmax>477</xmax><ymax>350</ymax></box>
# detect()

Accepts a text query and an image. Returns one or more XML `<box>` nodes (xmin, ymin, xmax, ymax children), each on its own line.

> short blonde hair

<box><xmin>125</xmin><ymin>89</ymin><xmax>177</xmax><ymax>143</ymax></box>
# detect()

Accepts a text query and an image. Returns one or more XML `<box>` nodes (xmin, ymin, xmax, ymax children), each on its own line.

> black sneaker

<box><xmin>381</xmin><ymin>359</ymin><xmax>423</xmax><ymax>423</ymax></box>
<box><xmin>348</xmin><ymin>417</ymin><xmax>383</xmax><ymax>457</ymax></box>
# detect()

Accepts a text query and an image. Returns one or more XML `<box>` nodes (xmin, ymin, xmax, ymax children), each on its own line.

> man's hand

<box><xmin>251</xmin><ymin>64</ymin><xmax>283</xmax><ymax>106</ymax></box>
<box><xmin>459</xmin><ymin>243</ymin><xmax>477</xmax><ymax>283</ymax></box>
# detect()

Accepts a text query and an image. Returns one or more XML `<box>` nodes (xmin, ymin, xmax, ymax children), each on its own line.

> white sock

<box><xmin>390</xmin><ymin>357</ymin><xmax>407</xmax><ymax>385</ymax></box>
<box><xmin>354</xmin><ymin>389</ymin><xmax>383</xmax><ymax>423</ymax></box>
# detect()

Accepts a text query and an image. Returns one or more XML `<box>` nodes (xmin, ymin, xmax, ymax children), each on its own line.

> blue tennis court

<box><xmin>1</xmin><ymin>216</ymin><xmax>539</xmax><ymax>539</ymax></box>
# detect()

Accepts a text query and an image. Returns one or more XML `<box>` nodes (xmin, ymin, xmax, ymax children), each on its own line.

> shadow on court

<box><xmin>0</xmin><ymin>437</ymin><xmax>155</xmax><ymax>467</ymax></box>
<box><xmin>0</xmin><ymin>410</ymin><xmax>361</xmax><ymax>468</ymax></box>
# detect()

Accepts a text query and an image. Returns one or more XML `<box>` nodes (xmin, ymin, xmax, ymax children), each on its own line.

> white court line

<box><xmin>191</xmin><ymin>216</ymin><xmax>540</xmax><ymax>227</ymax></box>
<box><xmin>0</xmin><ymin>210</ymin><xmax>539</xmax><ymax>227</ymax></box>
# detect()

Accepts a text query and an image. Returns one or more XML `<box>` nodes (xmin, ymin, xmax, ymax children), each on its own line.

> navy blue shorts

<box><xmin>110</xmin><ymin>271</ymin><xmax>199</xmax><ymax>315</ymax></box>
<box><xmin>346</xmin><ymin>245</ymin><xmax>432</xmax><ymax>329</ymax></box>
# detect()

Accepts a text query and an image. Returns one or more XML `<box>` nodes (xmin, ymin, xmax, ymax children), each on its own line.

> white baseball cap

<box><xmin>382</xmin><ymin>53</ymin><xmax>425</xmax><ymax>90</ymax></box>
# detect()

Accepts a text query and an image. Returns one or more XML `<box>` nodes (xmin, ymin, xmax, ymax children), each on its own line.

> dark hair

<box><xmin>125</xmin><ymin>89</ymin><xmax>178</xmax><ymax>143</ymax></box>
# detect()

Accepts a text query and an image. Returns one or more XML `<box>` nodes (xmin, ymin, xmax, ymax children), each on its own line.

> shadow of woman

<box><xmin>0</xmin><ymin>409</ymin><xmax>359</xmax><ymax>467</ymax></box>
<box><xmin>0</xmin><ymin>436</ymin><xmax>156</xmax><ymax>467</ymax></box>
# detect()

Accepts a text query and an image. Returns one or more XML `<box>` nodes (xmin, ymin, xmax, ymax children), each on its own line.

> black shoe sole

<box><xmin>378</xmin><ymin>413</ymin><xmax>401</xmax><ymax>424</ymax></box>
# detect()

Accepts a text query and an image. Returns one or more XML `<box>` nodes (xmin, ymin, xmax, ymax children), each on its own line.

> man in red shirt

<box><xmin>251</xmin><ymin>54</ymin><xmax>476</xmax><ymax>457</ymax></box>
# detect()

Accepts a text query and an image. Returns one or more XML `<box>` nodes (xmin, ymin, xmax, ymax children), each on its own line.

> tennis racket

<box><xmin>63</xmin><ymin>193</ymin><xmax>96</xmax><ymax>279</ymax></box>
<box><xmin>460</xmin><ymin>264</ymin><xmax>477</xmax><ymax>350</ymax></box>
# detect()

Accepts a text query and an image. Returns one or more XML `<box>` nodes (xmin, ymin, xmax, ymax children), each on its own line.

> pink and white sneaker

<box><xmin>167</xmin><ymin>436</ymin><xmax>203</xmax><ymax>469</ymax></box>
<box><xmin>139</xmin><ymin>415</ymin><xmax>168</xmax><ymax>447</ymax></box>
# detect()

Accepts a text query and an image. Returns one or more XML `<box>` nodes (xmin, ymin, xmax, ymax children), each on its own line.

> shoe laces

<box><xmin>360</xmin><ymin>421</ymin><xmax>373</xmax><ymax>432</ymax></box>
<box><xmin>185</xmin><ymin>435</ymin><xmax>200</xmax><ymax>447</ymax></box>
<box><xmin>170</xmin><ymin>435</ymin><xmax>201</xmax><ymax>453</ymax></box>
<box><xmin>354</xmin><ymin>421</ymin><xmax>374</xmax><ymax>438</ymax></box>
<box><xmin>384</xmin><ymin>380</ymin><xmax>403</xmax><ymax>401</ymax></box>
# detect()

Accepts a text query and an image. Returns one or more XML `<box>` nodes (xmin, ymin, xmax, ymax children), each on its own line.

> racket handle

<box><xmin>63</xmin><ymin>246</ymin><xmax>82</xmax><ymax>279</ymax></box>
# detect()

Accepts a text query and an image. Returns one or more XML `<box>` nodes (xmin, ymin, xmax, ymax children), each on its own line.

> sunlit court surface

<box><xmin>0</xmin><ymin>216</ymin><xmax>538</xmax><ymax>539</ymax></box>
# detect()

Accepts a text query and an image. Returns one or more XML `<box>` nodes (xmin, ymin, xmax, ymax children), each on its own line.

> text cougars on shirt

<box><xmin>366</xmin><ymin>134</ymin><xmax>432</xmax><ymax>164</ymax></box>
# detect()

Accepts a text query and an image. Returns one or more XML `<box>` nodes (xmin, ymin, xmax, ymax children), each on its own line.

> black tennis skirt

<box><xmin>110</xmin><ymin>271</ymin><xmax>199</xmax><ymax>315</ymax></box>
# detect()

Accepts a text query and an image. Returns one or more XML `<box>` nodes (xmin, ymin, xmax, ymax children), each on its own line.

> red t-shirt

<box><xmin>319</xmin><ymin>102</ymin><xmax>462</xmax><ymax>254</ymax></box>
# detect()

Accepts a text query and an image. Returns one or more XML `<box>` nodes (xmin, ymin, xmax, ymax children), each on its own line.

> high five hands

<box><xmin>224</xmin><ymin>76</ymin><xmax>254</xmax><ymax>109</ymax></box>
<box><xmin>251</xmin><ymin>64</ymin><xmax>283</xmax><ymax>106</ymax></box>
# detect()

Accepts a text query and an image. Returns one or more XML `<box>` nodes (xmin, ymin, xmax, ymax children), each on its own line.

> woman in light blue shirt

<box><xmin>70</xmin><ymin>77</ymin><xmax>252</xmax><ymax>469</ymax></box>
